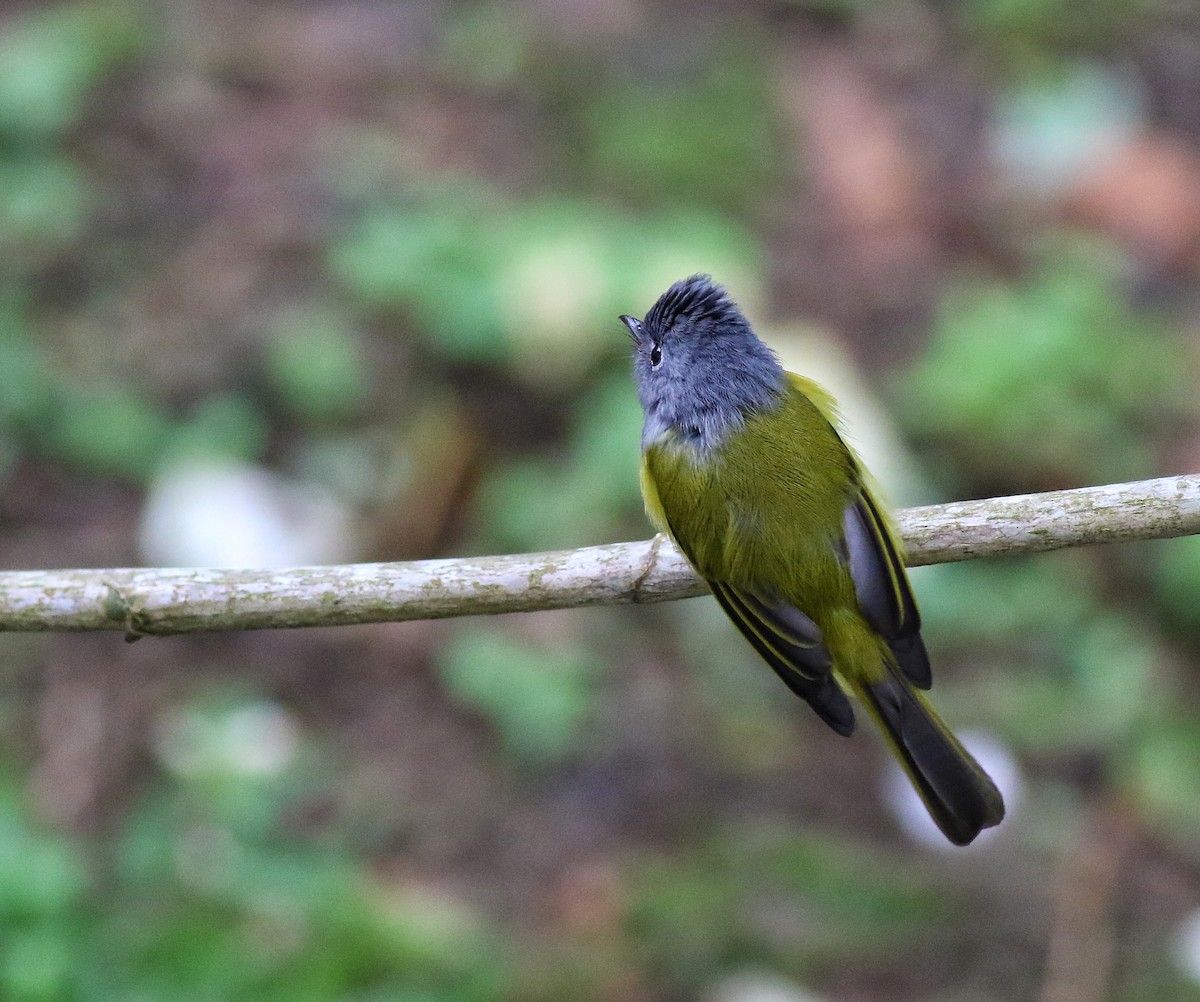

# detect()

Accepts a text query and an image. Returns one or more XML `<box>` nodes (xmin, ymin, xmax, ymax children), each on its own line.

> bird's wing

<box><xmin>643</xmin><ymin>449</ymin><xmax>855</xmax><ymax>733</ymax></box>
<box><xmin>708</xmin><ymin>580</ymin><xmax>855</xmax><ymax>736</ymax></box>
<box><xmin>841</xmin><ymin>487</ymin><xmax>931</xmax><ymax>689</ymax></box>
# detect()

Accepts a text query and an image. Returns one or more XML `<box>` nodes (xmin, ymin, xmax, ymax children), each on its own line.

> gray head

<box><xmin>620</xmin><ymin>275</ymin><xmax>784</xmax><ymax>453</ymax></box>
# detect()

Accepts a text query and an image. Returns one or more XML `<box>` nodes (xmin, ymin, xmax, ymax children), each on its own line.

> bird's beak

<box><xmin>619</xmin><ymin>315</ymin><xmax>642</xmax><ymax>342</ymax></box>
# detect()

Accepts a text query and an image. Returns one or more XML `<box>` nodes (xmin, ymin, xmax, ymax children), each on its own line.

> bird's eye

<box><xmin>649</xmin><ymin>346</ymin><xmax>662</xmax><ymax>368</ymax></box>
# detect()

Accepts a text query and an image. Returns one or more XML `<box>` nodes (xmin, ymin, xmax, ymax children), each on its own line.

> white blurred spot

<box><xmin>223</xmin><ymin>702</ymin><xmax>301</xmax><ymax>775</ymax></box>
<box><xmin>991</xmin><ymin>63</ymin><xmax>1144</xmax><ymax>197</ymax></box>
<box><xmin>704</xmin><ymin>970</ymin><xmax>826</xmax><ymax>1002</ymax></box>
<box><xmin>139</xmin><ymin>459</ymin><xmax>356</xmax><ymax>568</ymax></box>
<box><xmin>1173</xmin><ymin>909</ymin><xmax>1200</xmax><ymax>984</ymax></box>
<box><xmin>153</xmin><ymin>700</ymin><xmax>300</xmax><ymax>778</ymax></box>
<box><xmin>882</xmin><ymin>729</ymin><xmax>1023</xmax><ymax>851</ymax></box>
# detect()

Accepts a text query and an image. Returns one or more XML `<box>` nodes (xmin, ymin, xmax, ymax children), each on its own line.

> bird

<box><xmin>620</xmin><ymin>274</ymin><xmax>1004</xmax><ymax>845</ymax></box>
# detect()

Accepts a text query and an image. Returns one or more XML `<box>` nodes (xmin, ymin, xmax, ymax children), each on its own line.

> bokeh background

<box><xmin>3</xmin><ymin>0</ymin><xmax>1200</xmax><ymax>999</ymax></box>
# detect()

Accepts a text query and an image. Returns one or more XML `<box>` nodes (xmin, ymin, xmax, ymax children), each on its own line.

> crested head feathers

<box><xmin>644</xmin><ymin>274</ymin><xmax>746</xmax><ymax>337</ymax></box>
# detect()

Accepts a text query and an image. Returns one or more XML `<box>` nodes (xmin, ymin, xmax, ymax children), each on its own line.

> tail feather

<box><xmin>858</xmin><ymin>668</ymin><xmax>1005</xmax><ymax>846</ymax></box>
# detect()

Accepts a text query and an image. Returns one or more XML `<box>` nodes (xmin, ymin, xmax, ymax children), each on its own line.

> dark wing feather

<box><xmin>842</xmin><ymin>489</ymin><xmax>931</xmax><ymax>689</ymax></box>
<box><xmin>709</xmin><ymin>581</ymin><xmax>855</xmax><ymax>736</ymax></box>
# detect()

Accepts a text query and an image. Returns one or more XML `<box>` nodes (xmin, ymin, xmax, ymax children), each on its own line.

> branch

<box><xmin>2</xmin><ymin>475</ymin><xmax>1197</xmax><ymax>636</ymax></box>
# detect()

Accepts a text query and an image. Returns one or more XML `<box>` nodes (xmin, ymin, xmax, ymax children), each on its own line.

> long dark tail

<box><xmin>857</xmin><ymin>666</ymin><xmax>1005</xmax><ymax>846</ymax></box>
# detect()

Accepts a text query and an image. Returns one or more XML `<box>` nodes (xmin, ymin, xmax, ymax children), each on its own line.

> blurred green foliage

<box><xmin>47</xmin><ymin>386</ymin><xmax>173</xmax><ymax>480</ymax></box>
<box><xmin>1128</xmin><ymin>717</ymin><xmax>1200</xmax><ymax>836</ymax></box>
<box><xmin>168</xmin><ymin>394</ymin><xmax>270</xmax><ymax>466</ymax></box>
<box><xmin>0</xmin><ymin>300</ymin><xmax>55</xmax><ymax>431</ymax></box>
<box><xmin>577</xmin><ymin>36</ymin><xmax>779</xmax><ymax>212</ymax></box>
<box><xmin>0</xmin><ymin>788</ymin><xmax>85</xmax><ymax>1002</ymax></box>
<box><xmin>0</xmin><ymin>697</ymin><xmax>514</xmax><ymax>1002</ymax></box>
<box><xmin>439</xmin><ymin>626</ymin><xmax>601</xmax><ymax>763</ymax></box>
<box><xmin>0</xmin><ymin>1</ymin><xmax>145</xmax><ymax>137</ymax></box>
<box><xmin>1157</xmin><ymin>535</ymin><xmax>1200</xmax><ymax>629</ymax></box>
<box><xmin>626</xmin><ymin>826</ymin><xmax>952</xmax><ymax>992</ymax></box>
<box><xmin>963</xmin><ymin>0</ymin><xmax>1152</xmax><ymax>70</ymax></box>
<box><xmin>331</xmin><ymin>186</ymin><xmax>513</xmax><ymax>364</ymax></box>
<box><xmin>922</xmin><ymin>557</ymin><xmax>1164</xmax><ymax>755</ymax></box>
<box><xmin>267</xmin><ymin>307</ymin><xmax>369</xmax><ymax>422</ymax></box>
<box><xmin>332</xmin><ymin>190</ymin><xmax>757</xmax><ymax>384</ymax></box>
<box><xmin>0</xmin><ymin>296</ymin><xmax>270</xmax><ymax>479</ymax></box>
<box><xmin>0</xmin><ymin>1</ymin><xmax>145</xmax><ymax>261</ymax></box>
<box><xmin>475</xmin><ymin>372</ymin><xmax>644</xmax><ymax>552</ymax></box>
<box><xmin>901</xmin><ymin>241</ymin><xmax>1192</xmax><ymax>488</ymax></box>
